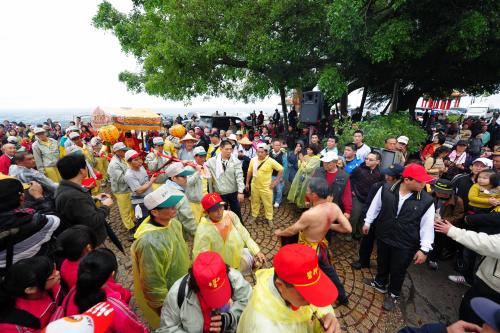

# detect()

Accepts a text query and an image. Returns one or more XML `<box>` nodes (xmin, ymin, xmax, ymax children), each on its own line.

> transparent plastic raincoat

<box><xmin>237</xmin><ymin>268</ymin><xmax>334</xmax><ymax>333</ymax></box>
<box><xmin>131</xmin><ymin>217</ymin><xmax>191</xmax><ymax>329</ymax></box>
<box><xmin>192</xmin><ymin>211</ymin><xmax>260</xmax><ymax>270</ymax></box>
<box><xmin>287</xmin><ymin>155</ymin><xmax>321</xmax><ymax>208</ymax></box>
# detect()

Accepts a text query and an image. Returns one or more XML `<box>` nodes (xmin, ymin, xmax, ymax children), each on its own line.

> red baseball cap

<box><xmin>193</xmin><ymin>251</ymin><xmax>231</xmax><ymax>308</ymax></box>
<box><xmin>274</xmin><ymin>244</ymin><xmax>338</xmax><ymax>307</ymax></box>
<box><xmin>201</xmin><ymin>192</ymin><xmax>225</xmax><ymax>212</ymax></box>
<box><xmin>402</xmin><ymin>163</ymin><xmax>434</xmax><ymax>183</ymax></box>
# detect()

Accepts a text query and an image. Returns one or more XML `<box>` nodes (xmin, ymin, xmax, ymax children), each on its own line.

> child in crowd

<box><xmin>57</xmin><ymin>226</ymin><xmax>131</xmax><ymax>303</ymax></box>
<box><xmin>0</xmin><ymin>256</ymin><xmax>63</xmax><ymax>332</ymax></box>
<box><xmin>62</xmin><ymin>249</ymin><xmax>147</xmax><ymax>333</ymax></box>
<box><xmin>468</xmin><ymin>169</ymin><xmax>500</xmax><ymax>213</ymax></box>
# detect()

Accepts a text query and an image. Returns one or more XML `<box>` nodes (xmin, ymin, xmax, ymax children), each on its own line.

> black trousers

<box><xmin>318</xmin><ymin>246</ymin><xmax>348</xmax><ymax>303</ymax></box>
<box><xmin>358</xmin><ymin>225</ymin><xmax>376</xmax><ymax>266</ymax></box>
<box><xmin>429</xmin><ymin>232</ymin><xmax>455</xmax><ymax>262</ymax></box>
<box><xmin>220</xmin><ymin>192</ymin><xmax>243</xmax><ymax>223</ymax></box>
<box><xmin>375</xmin><ymin>240</ymin><xmax>415</xmax><ymax>297</ymax></box>
<box><xmin>459</xmin><ymin>277</ymin><xmax>500</xmax><ymax>325</ymax></box>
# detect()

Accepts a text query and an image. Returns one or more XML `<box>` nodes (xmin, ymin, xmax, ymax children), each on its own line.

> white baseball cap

<box><xmin>33</xmin><ymin>127</ymin><xmax>46</xmax><ymax>134</ymax></box>
<box><xmin>124</xmin><ymin>149</ymin><xmax>141</xmax><ymax>161</ymax></box>
<box><xmin>90</xmin><ymin>137</ymin><xmax>102</xmax><ymax>147</ymax></box>
<box><xmin>112</xmin><ymin>142</ymin><xmax>131</xmax><ymax>152</ymax></box>
<box><xmin>227</xmin><ymin>134</ymin><xmax>238</xmax><ymax>142</ymax></box>
<box><xmin>236</xmin><ymin>130</ymin><xmax>242</xmax><ymax>135</ymax></box>
<box><xmin>472</xmin><ymin>157</ymin><xmax>493</xmax><ymax>168</ymax></box>
<box><xmin>152</xmin><ymin>137</ymin><xmax>164</xmax><ymax>145</ymax></box>
<box><xmin>7</xmin><ymin>136</ymin><xmax>18</xmax><ymax>143</ymax></box>
<box><xmin>165</xmin><ymin>162</ymin><xmax>195</xmax><ymax>178</ymax></box>
<box><xmin>320</xmin><ymin>151</ymin><xmax>339</xmax><ymax>162</ymax></box>
<box><xmin>69</xmin><ymin>132</ymin><xmax>81</xmax><ymax>140</ymax></box>
<box><xmin>193</xmin><ymin>146</ymin><xmax>207</xmax><ymax>156</ymax></box>
<box><xmin>397</xmin><ymin>136</ymin><xmax>409</xmax><ymax>145</ymax></box>
<box><xmin>256</xmin><ymin>142</ymin><xmax>268</xmax><ymax>150</ymax></box>
<box><xmin>144</xmin><ymin>186</ymin><xmax>184</xmax><ymax>210</ymax></box>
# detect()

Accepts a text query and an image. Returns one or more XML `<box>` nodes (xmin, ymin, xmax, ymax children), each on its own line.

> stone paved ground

<box><xmin>104</xmin><ymin>195</ymin><xmax>467</xmax><ymax>333</ymax></box>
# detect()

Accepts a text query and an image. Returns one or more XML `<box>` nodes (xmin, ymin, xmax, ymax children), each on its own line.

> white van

<box><xmin>465</xmin><ymin>103</ymin><xmax>497</xmax><ymax>120</ymax></box>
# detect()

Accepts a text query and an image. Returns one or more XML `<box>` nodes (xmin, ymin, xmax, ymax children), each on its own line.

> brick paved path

<box><xmin>105</xmin><ymin>197</ymin><xmax>458</xmax><ymax>333</ymax></box>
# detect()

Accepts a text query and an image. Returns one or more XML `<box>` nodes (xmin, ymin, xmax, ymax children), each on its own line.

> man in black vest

<box><xmin>362</xmin><ymin>163</ymin><xmax>435</xmax><ymax>311</ymax></box>
<box><xmin>270</xmin><ymin>139</ymin><xmax>286</xmax><ymax>208</ymax></box>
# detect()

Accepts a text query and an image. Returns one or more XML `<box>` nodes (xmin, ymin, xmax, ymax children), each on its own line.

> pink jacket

<box><xmin>62</xmin><ymin>286</ymin><xmax>147</xmax><ymax>333</ymax></box>
<box><xmin>0</xmin><ymin>284</ymin><xmax>64</xmax><ymax>333</ymax></box>
<box><xmin>60</xmin><ymin>259</ymin><xmax>132</xmax><ymax>304</ymax></box>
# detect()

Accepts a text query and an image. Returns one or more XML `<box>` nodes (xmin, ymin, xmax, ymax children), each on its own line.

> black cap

<box><xmin>457</xmin><ymin>140</ymin><xmax>468</xmax><ymax>146</ymax></box>
<box><xmin>209</xmin><ymin>132</ymin><xmax>220</xmax><ymax>138</ymax></box>
<box><xmin>432</xmin><ymin>178</ymin><xmax>454</xmax><ymax>195</ymax></box>
<box><xmin>381</xmin><ymin>164</ymin><xmax>404</xmax><ymax>177</ymax></box>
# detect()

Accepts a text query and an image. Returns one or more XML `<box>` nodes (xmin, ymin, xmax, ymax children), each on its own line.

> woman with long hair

<box><xmin>62</xmin><ymin>249</ymin><xmax>147</xmax><ymax>333</ymax></box>
<box><xmin>0</xmin><ymin>256</ymin><xmax>63</xmax><ymax>332</ymax></box>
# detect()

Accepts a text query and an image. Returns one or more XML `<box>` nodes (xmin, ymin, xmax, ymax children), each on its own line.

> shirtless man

<box><xmin>275</xmin><ymin>177</ymin><xmax>352</xmax><ymax>306</ymax></box>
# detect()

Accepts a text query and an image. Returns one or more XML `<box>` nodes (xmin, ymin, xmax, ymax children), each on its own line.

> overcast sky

<box><xmin>1</xmin><ymin>1</ymin><xmax>497</xmax><ymax>113</ymax></box>
<box><xmin>0</xmin><ymin>0</ymin><xmax>280</xmax><ymax>112</ymax></box>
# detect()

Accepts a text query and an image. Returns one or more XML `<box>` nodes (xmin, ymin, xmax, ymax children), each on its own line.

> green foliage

<box><xmin>447</xmin><ymin>114</ymin><xmax>461</xmax><ymax>123</ymax></box>
<box><xmin>335</xmin><ymin>114</ymin><xmax>427</xmax><ymax>153</ymax></box>
<box><xmin>318</xmin><ymin>67</ymin><xmax>347</xmax><ymax>103</ymax></box>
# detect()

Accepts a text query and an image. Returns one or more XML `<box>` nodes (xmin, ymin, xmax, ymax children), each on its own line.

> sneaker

<box><xmin>362</xmin><ymin>278</ymin><xmax>388</xmax><ymax>293</ymax></box>
<box><xmin>383</xmin><ymin>294</ymin><xmax>399</xmax><ymax>311</ymax></box>
<box><xmin>273</xmin><ymin>203</ymin><xmax>279</xmax><ymax>208</ymax></box>
<box><xmin>351</xmin><ymin>261</ymin><xmax>370</xmax><ymax>270</ymax></box>
<box><xmin>267</xmin><ymin>220</ymin><xmax>274</xmax><ymax>228</ymax></box>
<box><xmin>428</xmin><ymin>261</ymin><xmax>438</xmax><ymax>270</ymax></box>
<box><xmin>448</xmin><ymin>275</ymin><xmax>471</xmax><ymax>286</ymax></box>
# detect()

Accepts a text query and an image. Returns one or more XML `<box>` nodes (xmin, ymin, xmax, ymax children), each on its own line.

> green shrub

<box><xmin>334</xmin><ymin>113</ymin><xmax>427</xmax><ymax>153</ymax></box>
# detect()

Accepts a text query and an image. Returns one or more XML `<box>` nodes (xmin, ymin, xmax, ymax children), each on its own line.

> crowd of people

<box><xmin>0</xmin><ymin>110</ymin><xmax>498</xmax><ymax>333</ymax></box>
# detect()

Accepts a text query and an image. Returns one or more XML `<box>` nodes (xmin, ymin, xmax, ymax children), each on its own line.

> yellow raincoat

<box><xmin>131</xmin><ymin>217</ymin><xmax>191</xmax><ymax>329</ymax></box>
<box><xmin>237</xmin><ymin>268</ymin><xmax>334</xmax><ymax>333</ymax></box>
<box><xmin>192</xmin><ymin>211</ymin><xmax>260</xmax><ymax>270</ymax></box>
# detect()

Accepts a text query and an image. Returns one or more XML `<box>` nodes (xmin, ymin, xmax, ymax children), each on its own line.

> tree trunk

<box><xmin>389</xmin><ymin>80</ymin><xmax>400</xmax><ymax>113</ymax></box>
<box><xmin>380</xmin><ymin>99</ymin><xmax>391</xmax><ymax>115</ymax></box>
<box><xmin>399</xmin><ymin>88</ymin><xmax>421</xmax><ymax>121</ymax></box>
<box><xmin>359</xmin><ymin>87</ymin><xmax>368</xmax><ymax>113</ymax></box>
<box><xmin>279</xmin><ymin>85</ymin><xmax>289</xmax><ymax>137</ymax></box>
<box><xmin>340</xmin><ymin>92</ymin><xmax>348</xmax><ymax>116</ymax></box>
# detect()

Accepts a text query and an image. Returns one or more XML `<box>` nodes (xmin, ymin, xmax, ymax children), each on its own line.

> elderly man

<box><xmin>384</xmin><ymin>137</ymin><xmax>405</xmax><ymax>166</ymax></box>
<box><xmin>146</xmin><ymin>136</ymin><xmax>170</xmax><ymax>190</ymax></box>
<box><xmin>131</xmin><ymin>186</ymin><xmax>190</xmax><ymax>329</ymax></box>
<box><xmin>206</xmin><ymin>140</ymin><xmax>246</xmax><ymax>221</ymax></box>
<box><xmin>313</xmin><ymin>151</ymin><xmax>352</xmax><ymax>219</ymax></box>
<box><xmin>163</xmin><ymin>162</ymin><xmax>197</xmax><ymax>238</ymax></box>
<box><xmin>32</xmin><ymin>127</ymin><xmax>62</xmax><ymax>182</ymax></box>
<box><xmin>185</xmin><ymin>146</ymin><xmax>210</xmax><ymax>224</ymax></box>
<box><xmin>237</xmin><ymin>244</ymin><xmax>340</xmax><ymax>333</ymax></box>
<box><xmin>178</xmin><ymin>133</ymin><xmax>198</xmax><ymax>161</ymax></box>
<box><xmin>246</xmin><ymin>142</ymin><xmax>283</xmax><ymax>227</ymax></box>
<box><xmin>276</xmin><ymin>178</ymin><xmax>352</xmax><ymax>306</ymax></box>
<box><xmin>107</xmin><ymin>142</ymin><xmax>135</xmax><ymax>232</ymax></box>
<box><xmin>9</xmin><ymin>151</ymin><xmax>58</xmax><ymax>196</ymax></box>
<box><xmin>0</xmin><ymin>143</ymin><xmax>17</xmax><ymax>175</ymax></box>
<box><xmin>397</xmin><ymin>136</ymin><xmax>409</xmax><ymax>161</ymax></box>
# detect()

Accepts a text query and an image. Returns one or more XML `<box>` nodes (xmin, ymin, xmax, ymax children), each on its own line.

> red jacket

<box><xmin>0</xmin><ymin>154</ymin><xmax>13</xmax><ymax>174</ymax></box>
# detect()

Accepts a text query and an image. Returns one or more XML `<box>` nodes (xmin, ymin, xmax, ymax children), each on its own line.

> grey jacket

<box><xmin>32</xmin><ymin>138</ymin><xmax>60</xmax><ymax>172</ymax></box>
<box><xmin>107</xmin><ymin>155</ymin><xmax>131</xmax><ymax>193</ymax></box>
<box><xmin>165</xmin><ymin>180</ymin><xmax>197</xmax><ymax>238</ymax></box>
<box><xmin>9</xmin><ymin>165</ymin><xmax>58</xmax><ymax>195</ymax></box>
<box><xmin>206</xmin><ymin>156</ymin><xmax>245</xmax><ymax>195</ymax></box>
<box><xmin>158</xmin><ymin>268</ymin><xmax>252</xmax><ymax>333</ymax></box>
